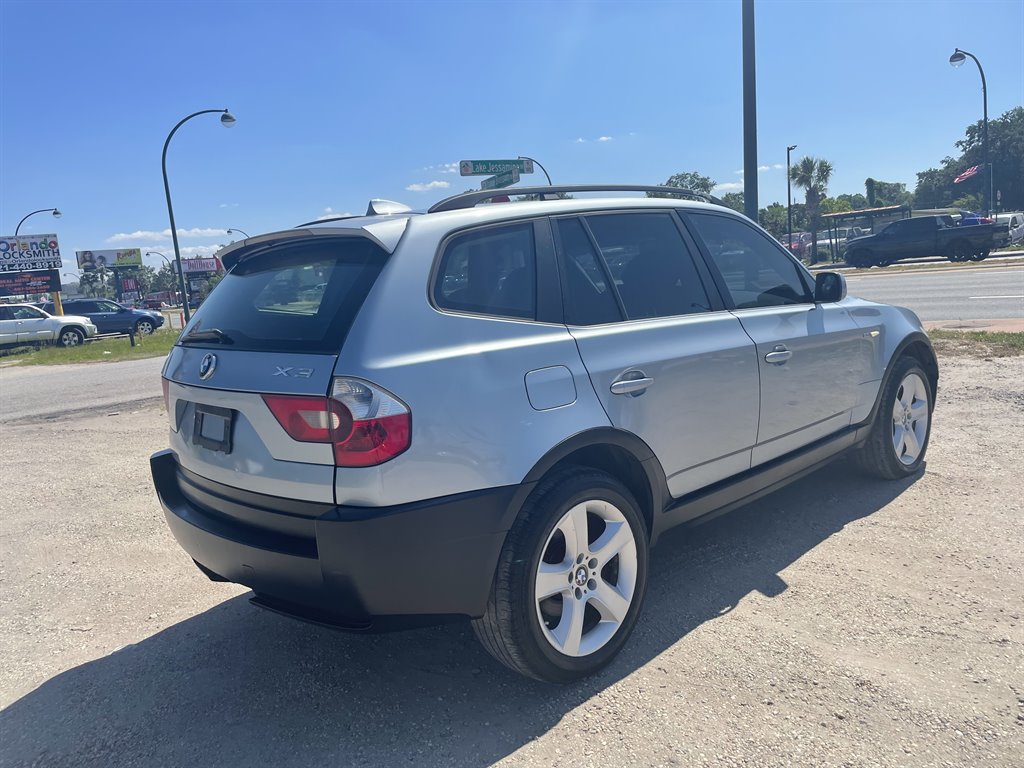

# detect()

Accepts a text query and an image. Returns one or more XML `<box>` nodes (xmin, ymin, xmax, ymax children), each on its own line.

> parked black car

<box><xmin>41</xmin><ymin>299</ymin><xmax>164</xmax><ymax>335</ymax></box>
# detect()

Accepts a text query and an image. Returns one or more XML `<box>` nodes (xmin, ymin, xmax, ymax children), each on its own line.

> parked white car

<box><xmin>0</xmin><ymin>303</ymin><xmax>98</xmax><ymax>348</ymax></box>
<box><xmin>993</xmin><ymin>212</ymin><xmax>1024</xmax><ymax>247</ymax></box>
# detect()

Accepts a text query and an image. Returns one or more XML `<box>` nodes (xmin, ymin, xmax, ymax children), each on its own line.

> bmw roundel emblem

<box><xmin>199</xmin><ymin>353</ymin><xmax>217</xmax><ymax>380</ymax></box>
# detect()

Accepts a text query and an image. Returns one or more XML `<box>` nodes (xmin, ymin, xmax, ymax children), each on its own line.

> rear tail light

<box><xmin>262</xmin><ymin>378</ymin><xmax>410</xmax><ymax>467</ymax></box>
<box><xmin>162</xmin><ymin>378</ymin><xmax>170</xmax><ymax>411</ymax></box>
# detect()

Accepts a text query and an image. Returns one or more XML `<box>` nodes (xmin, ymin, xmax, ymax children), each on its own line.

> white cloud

<box><xmin>575</xmin><ymin>137</ymin><xmax>586</xmax><ymax>143</ymax></box>
<box><xmin>316</xmin><ymin>207</ymin><xmax>353</xmax><ymax>221</ymax></box>
<box><xmin>714</xmin><ymin>182</ymin><xmax>745</xmax><ymax>192</ymax></box>
<box><xmin>106</xmin><ymin>227</ymin><xmax>227</xmax><ymax>243</ymax></box>
<box><xmin>597</xmin><ymin>136</ymin><xmax>613</xmax><ymax>142</ymax></box>
<box><xmin>756</xmin><ymin>163</ymin><xmax>786</xmax><ymax>172</ymax></box>
<box><xmin>218</xmin><ymin>202</ymin><xmax>239</xmax><ymax>208</ymax></box>
<box><xmin>405</xmin><ymin>180</ymin><xmax>450</xmax><ymax>192</ymax></box>
<box><xmin>439</xmin><ymin>162</ymin><xmax>459</xmax><ymax>174</ymax></box>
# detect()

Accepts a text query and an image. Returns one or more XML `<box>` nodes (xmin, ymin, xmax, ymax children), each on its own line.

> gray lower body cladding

<box><xmin>150</xmin><ymin>450</ymin><xmax>526</xmax><ymax>630</ymax></box>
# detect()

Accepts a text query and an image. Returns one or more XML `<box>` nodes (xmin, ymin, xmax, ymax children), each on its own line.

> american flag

<box><xmin>953</xmin><ymin>164</ymin><xmax>982</xmax><ymax>184</ymax></box>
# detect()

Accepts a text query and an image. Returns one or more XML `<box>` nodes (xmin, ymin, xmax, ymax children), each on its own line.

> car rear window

<box><xmin>181</xmin><ymin>237</ymin><xmax>387</xmax><ymax>353</ymax></box>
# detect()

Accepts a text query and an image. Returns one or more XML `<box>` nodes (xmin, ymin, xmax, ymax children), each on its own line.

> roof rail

<box><xmin>427</xmin><ymin>184</ymin><xmax>724</xmax><ymax>213</ymax></box>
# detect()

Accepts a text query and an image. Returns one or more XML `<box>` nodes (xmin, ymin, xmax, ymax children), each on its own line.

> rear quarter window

<box><xmin>181</xmin><ymin>237</ymin><xmax>387</xmax><ymax>353</ymax></box>
<box><xmin>433</xmin><ymin>222</ymin><xmax>536</xmax><ymax>320</ymax></box>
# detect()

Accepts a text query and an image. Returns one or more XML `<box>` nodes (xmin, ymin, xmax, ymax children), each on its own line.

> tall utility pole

<box><xmin>786</xmin><ymin>144</ymin><xmax>797</xmax><ymax>248</ymax></box>
<box><xmin>742</xmin><ymin>0</ymin><xmax>758</xmax><ymax>222</ymax></box>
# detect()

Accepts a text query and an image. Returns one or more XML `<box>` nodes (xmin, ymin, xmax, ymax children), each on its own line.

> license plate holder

<box><xmin>192</xmin><ymin>404</ymin><xmax>234</xmax><ymax>454</ymax></box>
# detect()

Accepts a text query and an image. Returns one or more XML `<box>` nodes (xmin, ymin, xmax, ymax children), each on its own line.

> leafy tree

<box><xmin>914</xmin><ymin>106</ymin><xmax>1023</xmax><ymax>211</ymax></box>
<box><xmin>952</xmin><ymin>193</ymin><xmax>981</xmax><ymax>210</ymax></box>
<box><xmin>864</xmin><ymin>179</ymin><xmax>911</xmax><ymax>207</ymax></box>
<box><xmin>135</xmin><ymin>265</ymin><xmax>156</xmax><ymax>296</ymax></box>
<box><xmin>78</xmin><ymin>272</ymin><xmax>100</xmax><ymax>297</ymax></box>
<box><xmin>790</xmin><ymin>156</ymin><xmax>833</xmax><ymax>263</ymax></box>
<box><xmin>836</xmin><ymin>193</ymin><xmax>868</xmax><ymax>210</ymax></box>
<box><xmin>648</xmin><ymin>171</ymin><xmax>717</xmax><ymax>198</ymax></box>
<box><xmin>757</xmin><ymin>203</ymin><xmax>788</xmax><ymax>239</ymax></box>
<box><xmin>820</xmin><ymin>197</ymin><xmax>852</xmax><ymax>215</ymax></box>
<box><xmin>720</xmin><ymin>192</ymin><xmax>744</xmax><ymax>213</ymax></box>
<box><xmin>152</xmin><ymin>264</ymin><xmax>177</xmax><ymax>293</ymax></box>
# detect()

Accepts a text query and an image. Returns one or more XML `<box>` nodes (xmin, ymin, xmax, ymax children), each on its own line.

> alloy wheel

<box><xmin>535</xmin><ymin>499</ymin><xmax>638</xmax><ymax>657</ymax></box>
<box><xmin>891</xmin><ymin>372</ymin><xmax>929</xmax><ymax>465</ymax></box>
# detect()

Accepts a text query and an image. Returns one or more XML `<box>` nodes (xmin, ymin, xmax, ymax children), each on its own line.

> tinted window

<box><xmin>586</xmin><ymin>213</ymin><xmax>712</xmax><ymax>320</ymax></box>
<box><xmin>0</xmin><ymin>307</ymin><xmax>11</xmax><ymax>320</ymax></box>
<box><xmin>554</xmin><ymin>218</ymin><xmax>622</xmax><ymax>325</ymax></box>
<box><xmin>95</xmin><ymin>300</ymin><xmax>122</xmax><ymax>312</ymax></box>
<box><xmin>435</xmin><ymin>223</ymin><xmax>536</xmax><ymax>320</ymax></box>
<box><xmin>688</xmin><ymin>213</ymin><xmax>812</xmax><ymax>309</ymax></box>
<box><xmin>182</xmin><ymin>237</ymin><xmax>387</xmax><ymax>353</ymax></box>
<box><xmin>12</xmin><ymin>306</ymin><xmax>44</xmax><ymax>320</ymax></box>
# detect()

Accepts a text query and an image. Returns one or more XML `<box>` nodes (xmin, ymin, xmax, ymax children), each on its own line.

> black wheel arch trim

<box><xmin>861</xmin><ymin>331</ymin><xmax>938</xmax><ymax>428</ymax></box>
<box><xmin>520</xmin><ymin>427</ymin><xmax>670</xmax><ymax>534</ymax></box>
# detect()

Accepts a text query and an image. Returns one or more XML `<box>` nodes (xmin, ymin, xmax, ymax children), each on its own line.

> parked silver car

<box><xmin>0</xmin><ymin>303</ymin><xmax>97</xmax><ymax>348</ymax></box>
<box><xmin>151</xmin><ymin>185</ymin><xmax>938</xmax><ymax>682</ymax></box>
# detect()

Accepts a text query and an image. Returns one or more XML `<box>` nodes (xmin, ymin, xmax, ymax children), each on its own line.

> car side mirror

<box><xmin>814</xmin><ymin>272</ymin><xmax>847</xmax><ymax>303</ymax></box>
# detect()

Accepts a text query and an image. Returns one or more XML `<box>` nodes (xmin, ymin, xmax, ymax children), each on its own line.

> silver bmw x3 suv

<box><xmin>151</xmin><ymin>185</ymin><xmax>937</xmax><ymax>682</ymax></box>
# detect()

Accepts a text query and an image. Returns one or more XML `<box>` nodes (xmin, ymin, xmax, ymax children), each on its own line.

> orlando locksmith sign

<box><xmin>0</xmin><ymin>234</ymin><xmax>63</xmax><ymax>273</ymax></box>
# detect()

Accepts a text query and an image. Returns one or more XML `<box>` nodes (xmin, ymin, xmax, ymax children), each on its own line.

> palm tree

<box><xmin>789</xmin><ymin>156</ymin><xmax>833</xmax><ymax>264</ymax></box>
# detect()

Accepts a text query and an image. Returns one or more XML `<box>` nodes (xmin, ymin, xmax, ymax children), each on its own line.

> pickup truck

<box><xmin>0</xmin><ymin>303</ymin><xmax>98</xmax><ymax>348</ymax></box>
<box><xmin>845</xmin><ymin>215</ymin><xmax>1000</xmax><ymax>267</ymax></box>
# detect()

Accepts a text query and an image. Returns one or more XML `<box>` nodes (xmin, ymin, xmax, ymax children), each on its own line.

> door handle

<box><xmin>764</xmin><ymin>346</ymin><xmax>792</xmax><ymax>365</ymax></box>
<box><xmin>610</xmin><ymin>372</ymin><xmax>654</xmax><ymax>396</ymax></box>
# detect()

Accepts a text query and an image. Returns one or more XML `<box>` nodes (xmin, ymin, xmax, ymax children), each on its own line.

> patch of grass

<box><xmin>929</xmin><ymin>330</ymin><xmax>1024</xmax><ymax>358</ymax></box>
<box><xmin>8</xmin><ymin>329</ymin><xmax>179</xmax><ymax>366</ymax></box>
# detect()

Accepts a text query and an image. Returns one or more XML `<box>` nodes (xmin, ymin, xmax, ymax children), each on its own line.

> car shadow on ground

<box><xmin>1</xmin><ymin>463</ymin><xmax>920</xmax><ymax>767</ymax></box>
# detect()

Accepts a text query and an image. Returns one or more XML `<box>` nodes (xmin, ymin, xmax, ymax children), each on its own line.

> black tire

<box><xmin>135</xmin><ymin>319</ymin><xmax>155</xmax><ymax>335</ymax></box>
<box><xmin>57</xmin><ymin>327</ymin><xmax>85</xmax><ymax>348</ymax></box>
<box><xmin>848</xmin><ymin>249</ymin><xmax>872</xmax><ymax>268</ymax></box>
<box><xmin>950</xmin><ymin>240</ymin><xmax>972</xmax><ymax>262</ymax></box>
<box><xmin>472</xmin><ymin>467</ymin><xmax>649</xmax><ymax>683</ymax></box>
<box><xmin>853</xmin><ymin>356</ymin><xmax>933</xmax><ymax>480</ymax></box>
<box><xmin>970</xmin><ymin>249</ymin><xmax>989</xmax><ymax>262</ymax></box>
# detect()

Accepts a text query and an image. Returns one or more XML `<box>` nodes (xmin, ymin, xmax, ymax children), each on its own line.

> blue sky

<box><xmin>2</xmin><ymin>0</ymin><xmax>1021</xmax><ymax>273</ymax></box>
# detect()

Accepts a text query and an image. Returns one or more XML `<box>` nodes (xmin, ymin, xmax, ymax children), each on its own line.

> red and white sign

<box><xmin>181</xmin><ymin>257</ymin><xmax>221</xmax><ymax>274</ymax></box>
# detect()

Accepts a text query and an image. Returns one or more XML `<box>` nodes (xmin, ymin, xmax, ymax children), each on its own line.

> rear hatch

<box><xmin>163</xmin><ymin>231</ymin><xmax>392</xmax><ymax>503</ymax></box>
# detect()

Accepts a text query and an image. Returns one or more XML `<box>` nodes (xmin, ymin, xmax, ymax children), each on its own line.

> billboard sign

<box><xmin>181</xmin><ymin>257</ymin><xmax>221</xmax><ymax>274</ymax></box>
<box><xmin>0</xmin><ymin>234</ymin><xmax>62</xmax><ymax>273</ymax></box>
<box><xmin>0</xmin><ymin>269</ymin><xmax>61</xmax><ymax>298</ymax></box>
<box><xmin>76</xmin><ymin>248</ymin><xmax>143</xmax><ymax>271</ymax></box>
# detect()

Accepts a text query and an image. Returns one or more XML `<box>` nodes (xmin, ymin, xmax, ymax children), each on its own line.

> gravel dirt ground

<box><xmin>1</xmin><ymin>352</ymin><xmax>1022</xmax><ymax>768</ymax></box>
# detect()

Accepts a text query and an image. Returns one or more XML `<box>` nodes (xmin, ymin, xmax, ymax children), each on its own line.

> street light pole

<box><xmin>162</xmin><ymin>108</ymin><xmax>236</xmax><ymax>323</ymax></box>
<box><xmin>517</xmin><ymin>156</ymin><xmax>552</xmax><ymax>185</ymax></box>
<box><xmin>786</xmin><ymin>144</ymin><xmax>797</xmax><ymax>250</ymax></box>
<box><xmin>226</xmin><ymin>228</ymin><xmax>250</xmax><ymax>239</ymax></box>
<box><xmin>15</xmin><ymin>207</ymin><xmax>64</xmax><ymax>312</ymax></box>
<box><xmin>949</xmin><ymin>48</ymin><xmax>991</xmax><ymax>216</ymax></box>
<box><xmin>14</xmin><ymin>207</ymin><xmax>61</xmax><ymax>237</ymax></box>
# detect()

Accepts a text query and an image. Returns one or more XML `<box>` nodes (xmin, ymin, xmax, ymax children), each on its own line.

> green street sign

<box><xmin>460</xmin><ymin>159</ymin><xmax>534</xmax><ymax>176</ymax></box>
<box><xmin>480</xmin><ymin>168</ymin><xmax>521</xmax><ymax>190</ymax></box>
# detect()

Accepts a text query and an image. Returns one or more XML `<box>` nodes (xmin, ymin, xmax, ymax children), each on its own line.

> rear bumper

<box><xmin>150</xmin><ymin>450</ymin><xmax>527</xmax><ymax>630</ymax></box>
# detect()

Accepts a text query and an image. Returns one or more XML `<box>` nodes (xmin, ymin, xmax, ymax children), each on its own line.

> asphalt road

<box><xmin>845</xmin><ymin>264</ymin><xmax>1024</xmax><ymax>321</ymax></box>
<box><xmin>0</xmin><ymin>356</ymin><xmax>164</xmax><ymax>424</ymax></box>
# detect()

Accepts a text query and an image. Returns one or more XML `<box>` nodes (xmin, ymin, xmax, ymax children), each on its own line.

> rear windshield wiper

<box><xmin>180</xmin><ymin>328</ymin><xmax>234</xmax><ymax>345</ymax></box>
